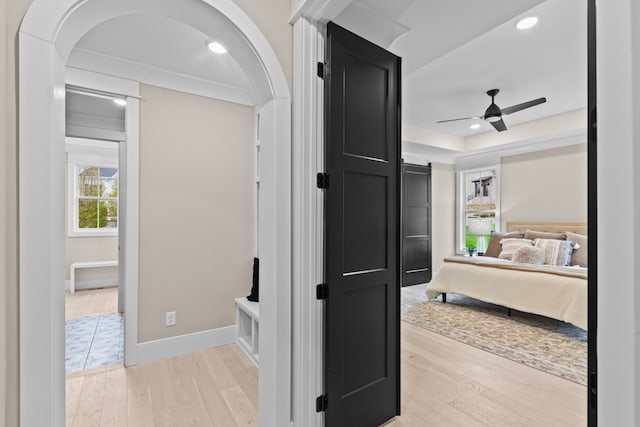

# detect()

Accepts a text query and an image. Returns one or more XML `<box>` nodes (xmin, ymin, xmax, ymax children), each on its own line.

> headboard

<box><xmin>506</xmin><ymin>221</ymin><xmax>588</xmax><ymax>235</ymax></box>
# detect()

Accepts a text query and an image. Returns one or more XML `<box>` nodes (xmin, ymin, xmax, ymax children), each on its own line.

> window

<box><xmin>67</xmin><ymin>138</ymin><xmax>119</xmax><ymax>236</ymax></box>
<box><xmin>75</xmin><ymin>165</ymin><xmax>118</xmax><ymax>231</ymax></box>
<box><xmin>457</xmin><ymin>166</ymin><xmax>500</xmax><ymax>254</ymax></box>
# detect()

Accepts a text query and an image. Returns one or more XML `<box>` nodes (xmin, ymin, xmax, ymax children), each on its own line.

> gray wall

<box><xmin>138</xmin><ymin>84</ymin><xmax>255</xmax><ymax>342</ymax></box>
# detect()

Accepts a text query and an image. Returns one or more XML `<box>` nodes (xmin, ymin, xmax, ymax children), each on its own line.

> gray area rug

<box><xmin>401</xmin><ymin>286</ymin><xmax>587</xmax><ymax>385</ymax></box>
<box><xmin>66</xmin><ymin>312</ymin><xmax>124</xmax><ymax>374</ymax></box>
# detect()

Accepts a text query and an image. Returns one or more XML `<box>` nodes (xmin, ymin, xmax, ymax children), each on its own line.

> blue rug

<box><xmin>66</xmin><ymin>313</ymin><xmax>124</xmax><ymax>374</ymax></box>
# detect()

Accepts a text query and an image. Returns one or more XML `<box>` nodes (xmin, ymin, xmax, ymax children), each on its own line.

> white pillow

<box><xmin>498</xmin><ymin>238</ymin><xmax>534</xmax><ymax>261</ymax></box>
<box><xmin>512</xmin><ymin>245</ymin><xmax>546</xmax><ymax>265</ymax></box>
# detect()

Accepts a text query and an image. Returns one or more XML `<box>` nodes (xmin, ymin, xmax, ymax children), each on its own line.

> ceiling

<box><xmin>334</xmin><ymin>0</ymin><xmax>587</xmax><ymax>138</ymax></box>
<box><xmin>68</xmin><ymin>13</ymin><xmax>256</xmax><ymax>105</ymax></box>
<box><xmin>67</xmin><ymin>0</ymin><xmax>587</xmax><ymax>147</ymax></box>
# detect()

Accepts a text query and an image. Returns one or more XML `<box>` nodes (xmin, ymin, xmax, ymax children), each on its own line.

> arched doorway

<box><xmin>18</xmin><ymin>1</ymin><xmax>291</xmax><ymax>425</ymax></box>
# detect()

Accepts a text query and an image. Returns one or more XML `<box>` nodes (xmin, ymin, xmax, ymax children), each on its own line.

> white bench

<box><xmin>235</xmin><ymin>297</ymin><xmax>259</xmax><ymax>366</ymax></box>
<box><xmin>69</xmin><ymin>260</ymin><xmax>118</xmax><ymax>294</ymax></box>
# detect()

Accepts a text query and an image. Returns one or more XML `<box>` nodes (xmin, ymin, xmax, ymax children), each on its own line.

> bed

<box><xmin>425</xmin><ymin>222</ymin><xmax>588</xmax><ymax>330</ymax></box>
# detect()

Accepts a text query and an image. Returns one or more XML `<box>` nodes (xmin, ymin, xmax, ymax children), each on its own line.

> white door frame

<box><xmin>18</xmin><ymin>1</ymin><xmax>291</xmax><ymax>426</ymax></box>
<box><xmin>290</xmin><ymin>1</ymin><xmax>355</xmax><ymax>424</ymax></box>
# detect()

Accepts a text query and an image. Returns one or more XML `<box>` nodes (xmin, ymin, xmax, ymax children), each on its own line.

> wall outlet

<box><xmin>165</xmin><ymin>311</ymin><xmax>176</xmax><ymax>327</ymax></box>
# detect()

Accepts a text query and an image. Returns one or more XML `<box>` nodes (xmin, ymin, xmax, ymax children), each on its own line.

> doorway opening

<box><xmin>18</xmin><ymin>1</ymin><xmax>291</xmax><ymax>426</ymax></box>
<box><xmin>297</xmin><ymin>0</ymin><xmax>596</xmax><ymax>424</ymax></box>
<box><xmin>64</xmin><ymin>87</ymin><xmax>126</xmax><ymax>377</ymax></box>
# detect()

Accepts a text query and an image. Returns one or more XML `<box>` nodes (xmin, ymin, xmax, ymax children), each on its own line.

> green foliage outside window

<box><xmin>76</xmin><ymin>166</ymin><xmax>118</xmax><ymax>230</ymax></box>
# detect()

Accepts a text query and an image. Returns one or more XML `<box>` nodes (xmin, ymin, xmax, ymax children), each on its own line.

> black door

<box><xmin>402</xmin><ymin>163</ymin><xmax>432</xmax><ymax>286</ymax></box>
<box><xmin>323</xmin><ymin>22</ymin><xmax>401</xmax><ymax>427</ymax></box>
<box><xmin>587</xmin><ymin>0</ymin><xmax>597</xmax><ymax>424</ymax></box>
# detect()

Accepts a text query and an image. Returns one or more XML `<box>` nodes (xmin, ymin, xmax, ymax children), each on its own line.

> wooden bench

<box><xmin>69</xmin><ymin>260</ymin><xmax>118</xmax><ymax>294</ymax></box>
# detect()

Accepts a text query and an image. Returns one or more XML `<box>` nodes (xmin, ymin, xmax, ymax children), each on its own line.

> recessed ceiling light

<box><xmin>113</xmin><ymin>98</ymin><xmax>127</xmax><ymax>107</ymax></box>
<box><xmin>470</xmin><ymin>123</ymin><xmax>481</xmax><ymax>130</ymax></box>
<box><xmin>207</xmin><ymin>41</ymin><xmax>227</xmax><ymax>54</ymax></box>
<box><xmin>515</xmin><ymin>15</ymin><xmax>539</xmax><ymax>30</ymax></box>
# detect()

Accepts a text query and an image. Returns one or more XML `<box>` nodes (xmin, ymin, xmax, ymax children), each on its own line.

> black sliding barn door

<box><xmin>402</xmin><ymin>163</ymin><xmax>432</xmax><ymax>286</ymax></box>
<box><xmin>323</xmin><ymin>22</ymin><xmax>401</xmax><ymax>427</ymax></box>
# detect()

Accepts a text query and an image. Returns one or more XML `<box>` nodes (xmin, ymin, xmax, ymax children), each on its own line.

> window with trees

<box><xmin>73</xmin><ymin>165</ymin><xmax>118</xmax><ymax>234</ymax></box>
<box><xmin>457</xmin><ymin>166</ymin><xmax>500</xmax><ymax>254</ymax></box>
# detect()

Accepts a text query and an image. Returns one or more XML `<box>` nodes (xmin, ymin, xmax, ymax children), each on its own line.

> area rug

<box><xmin>401</xmin><ymin>287</ymin><xmax>587</xmax><ymax>385</ymax></box>
<box><xmin>65</xmin><ymin>312</ymin><xmax>124</xmax><ymax>374</ymax></box>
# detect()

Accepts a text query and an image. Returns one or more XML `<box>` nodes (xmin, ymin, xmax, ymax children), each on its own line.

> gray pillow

<box><xmin>512</xmin><ymin>246</ymin><xmax>546</xmax><ymax>265</ymax></box>
<box><xmin>566</xmin><ymin>231</ymin><xmax>588</xmax><ymax>267</ymax></box>
<box><xmin>534</xmin><ymin>238</ymin><xmax>576</xmax><ymax>266</ymax></box>
<box><xmin>524</xmin><ymin>229</ymin><xmax>566</xmax><ymax>241</ymax></box>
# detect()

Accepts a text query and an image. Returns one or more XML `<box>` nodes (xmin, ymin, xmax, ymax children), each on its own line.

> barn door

<box><xmin>322</xmin><ymin>22</ymin><xmax>401</xmax><ymax>427</ymax></box>
<box><xmin>402</xmin><ymin>162</ymin><xmax>432</xmax><ymax>286</ymax></box>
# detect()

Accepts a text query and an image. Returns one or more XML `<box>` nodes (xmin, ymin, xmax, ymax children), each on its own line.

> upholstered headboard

<box><xmin>505</xmin><ymin>221</ymin><xmax>588</xmax><ymax>236</ymax></box>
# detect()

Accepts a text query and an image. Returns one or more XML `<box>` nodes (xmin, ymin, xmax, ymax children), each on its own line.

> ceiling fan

<box><xmin>437</xmin><ymin>89</ymin><xmax>547</xmax><ymax>132</ymax></box>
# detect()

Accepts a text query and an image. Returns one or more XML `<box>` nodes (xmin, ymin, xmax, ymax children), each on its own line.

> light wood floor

<box><xmin>66</xmin><ymin>287</ymin><xmax>118</xmax><ymax>320</ymax></box>
<box><xmin>384</xmin><ymin>322</ymin><xmax>586</xmax><ymax>427</ymax></box>
<box><xmin>66</xmin><ymin>288</ymin><xmax>586</xmax><ymax>426</ymax></box>
<box><xmin>66</xmin><ymin>344</ymin><xmax>257</xmax><ymax>427</ymax></box>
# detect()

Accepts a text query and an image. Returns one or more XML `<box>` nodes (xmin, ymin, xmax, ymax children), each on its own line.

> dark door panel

<box><xmin>324</xmin><ymin>22</ymin><xmax>401</xmax><ymax>427</ymax></box>
<box><xmin>402</xmin><ymin>163</ymin><xmax>432</xmax><ymax>286</ymax></box>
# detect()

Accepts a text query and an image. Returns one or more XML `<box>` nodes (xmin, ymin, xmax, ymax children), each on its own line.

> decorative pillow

<box><xmin>485</xmin><ymin>231</ymin><xmax>524</xmax><ymax>257</ymax></box>
<box><xmin>511</xmin><ymin>246</ymin><xmax>546</xmax><ymax>265</ymax></box>
<box><xmin>566</xmin><ymin>231</ymin><xmax>588</xmax><ymax>267</ymax></box>
<box><xmin>524</xmin><ymin>229</ymin><xmax>566</xmax><ymax>241</ymax></box>
<box><xmin>534</xmin><ymin>238</ymin><xmax>576</xmax><ymax>266</ymax></box>
<box><xmin>498</xmin><ymin>238</ymin><xmax>534</xmax><ymax>260</ymax></box>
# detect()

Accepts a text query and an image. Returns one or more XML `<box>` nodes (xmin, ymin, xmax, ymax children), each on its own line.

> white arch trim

<box><xmin>21</xmin><ymin>0</ymin><xmax>289</xmax><ymax>106</ymax></box>
<box><xmin>18</xmin><ymin>1</ymin><xmax>291</xmax><ymax>426</ymax></box>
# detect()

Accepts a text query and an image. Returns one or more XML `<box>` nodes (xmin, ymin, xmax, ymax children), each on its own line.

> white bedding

<box><xmin>425</xmin><ymin>255</ymin><xmax>588</xmax><ymax>330</ymax></box>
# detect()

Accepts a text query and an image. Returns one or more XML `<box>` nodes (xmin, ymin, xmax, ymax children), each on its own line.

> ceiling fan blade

<box><xmin>436</xmin><ymin>116</ymin><xmax>482</xmax><ymax>123</ymax></box>
<box><xmin>490</xmin><ymin>118</ymin><xmax>508</xmax><ymax>132</ymax></box>
<box><xmin>501</xmin><ymin>97</ymin><xmax>547</xmax><ymax>115</ymax></box>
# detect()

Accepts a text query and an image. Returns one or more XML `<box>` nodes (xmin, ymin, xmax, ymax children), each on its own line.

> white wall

<box><xmin>138</xmin><ymin>84</ymin><xmax>255</xmax><ymax>342</ymax></box>
<box><xmin>597</xmin><ymin>1</ymin><xmax>640</xmax><ymax>425</ymax></box>
<box><xmin>431</xmin><ymin>163</ymin><xmax>455</xmax><ymax>272</ymax></box>
<box><xmin>501</xmin><ymin>144</ymin><xmax>587</xmax><ymax>227</ymax></box>
<box><xmin>0</xmin><ymin>0</ymin><xmax>9</xmax><ymax>422</ymax></box>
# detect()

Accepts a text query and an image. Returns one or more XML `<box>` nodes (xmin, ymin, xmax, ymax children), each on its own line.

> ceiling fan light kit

<box><xmin>437</xmin><ymin>88</ymin><xmax>547</xmax><ymax>132</ymax></box>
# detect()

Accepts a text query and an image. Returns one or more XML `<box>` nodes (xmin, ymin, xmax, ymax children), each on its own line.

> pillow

<box><xmin>523</xmin><ymin>229</ymin><xmax>566</xmax><ymax>241</ymax></box>
<box><xmin>534</xmin><ymin>238</ymin><xmax>577</xmax><ymax>266</ymax></box>
<box><xmin>485</xmin><ymin>231</ymin><xmax>524</xmax><ymax>257</ymax></box>
<box><xmin>511</xmin><ymin>246</ymin><xmax>546</xmax><ymax>265</ymax></box>
<box><xmin>566</xmin><ymin>231</ymin><xmax>588</xmax><ymax>267</ymax></box>
<box><xmin>498</xmin><ymin>238</ymin><xmax>534</xmax><ymax>260</ymax></box>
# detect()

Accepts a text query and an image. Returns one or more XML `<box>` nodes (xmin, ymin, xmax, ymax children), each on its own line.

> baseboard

<box><xmin>66</xmin><ymin>276</ymin><xmax>119</xmax><ymax>291</ymax></box>
<box><xmin>135</xmin><ymin>325</ymin><xmax>237</xmax><ymax>365</ymax></box>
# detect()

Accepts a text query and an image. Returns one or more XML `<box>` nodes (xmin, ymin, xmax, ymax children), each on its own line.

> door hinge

<box><xmin>317</xmin><ymin>173</ymin><xmax>330</xmax><ymax>189</ymax></box>
<box><xmin>316</xmin><ymin>283</ymin><xmax>329</xmax><ymax>300</ymax></box>
<box><xmin>317</xmin><ymin>62</ymin><xmax>325</xmax><ymax>79</ymax></box>
<box><xmin>316</xmin><ymin>394</ymin><xmax>328</xmax><ymax>412</ymax></box>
